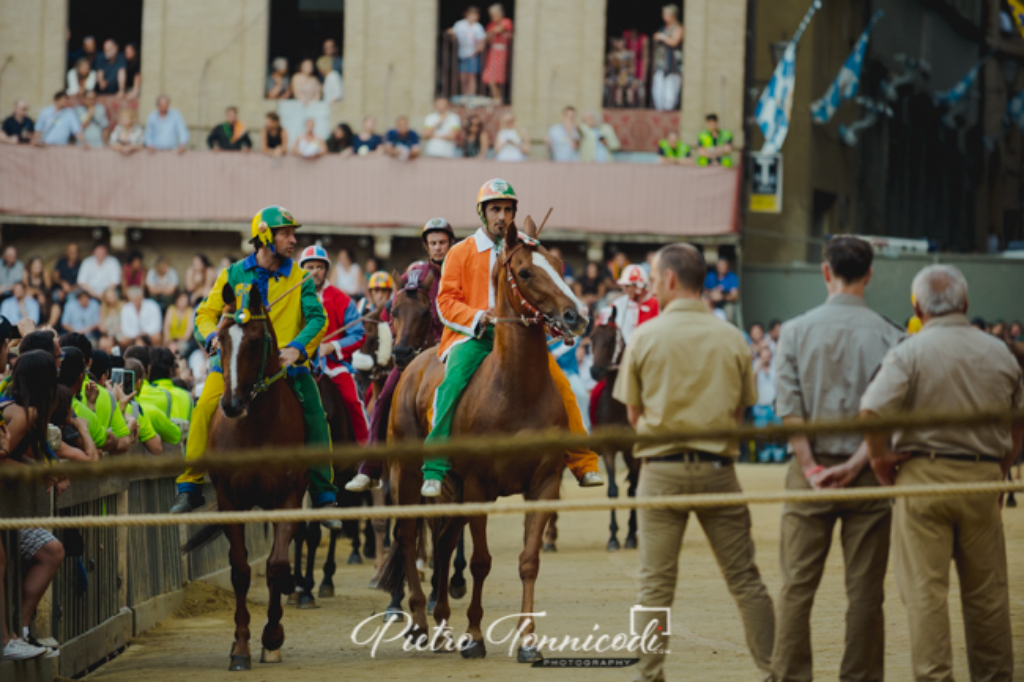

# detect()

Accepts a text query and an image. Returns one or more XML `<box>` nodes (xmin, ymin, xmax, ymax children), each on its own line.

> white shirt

<box><xmin>120</xmin><ymin>299</ymin><xmax>163</xmax><ymax>338</ymax></box>
<box><xmin>322</xmin><ymin>71</ymin><xmax>344</xmax><ymax>102</ymax></box>
<box><xmin>756</xmin><ymin>365</ymin><xmax>777</xmax><ymax>406</ymax></box>
<box><xmin>452</xmin><ymin>19</ymin><xmax>486</xmax><ymax>59</ymax></box>
<box><xmin>495</xmin><ymin>128</ymin><xmax>526</xmax><ymax>161</ymax></box>
<box><xmin>333</xmin><ymin>263</ymin><xmax>363</xmax><ymax>296</ymax></box>
<box><xmin>77</xmin><ymin>255</ymin><xmax>122</xmax><ymax>297</ymax></box>
<box><xmin>66</xmin><ymin>68</ymin><xmax>97</xmax><ymax>96</ymax></box>
<box><xmin>423</xmin><ymin>111</ymin><xmax>461</xmax><ymax>158</ymax></box>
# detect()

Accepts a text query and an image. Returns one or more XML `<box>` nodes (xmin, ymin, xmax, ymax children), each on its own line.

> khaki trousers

<box><xmin>634</xmin><ymin>460</ymin><xmax>775</xmax><ymax>682</ymax></box>
<box><xmin>771</xmin><ymin>456</ymin><xmax>891</xmax><ymax>682</ymax></box>
<box><xmin>893</xmin><ymin>457</ymin><xmax>1012</xmax><ymax>682</ymax></box>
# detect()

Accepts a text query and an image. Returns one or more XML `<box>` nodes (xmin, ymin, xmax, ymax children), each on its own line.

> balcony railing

<box><xmin>437</xmin><ymin>32</ymin><xmax>514</xmax><ymax>105</ymax></box>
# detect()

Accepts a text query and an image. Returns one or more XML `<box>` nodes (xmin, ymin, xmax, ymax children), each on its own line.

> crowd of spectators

<box><xmin>445</xmin><ymin>4</ymin><xmax>513</xmax><ymax>102</ymax></box>
<box><xmin>604</xmin><ymin>5</ymin><xmax>684</xmax><ymax>111</ymax></box>
<box><xmin>265</xmin><ymin>39</ymin><xmax>345</xmax><ymax>104</ymax></box>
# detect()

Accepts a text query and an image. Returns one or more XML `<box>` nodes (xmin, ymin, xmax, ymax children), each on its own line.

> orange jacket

<box><xmin>436</xmin><ymin>228</ymin><xmax>498</xmax><ymax>359</ymax></box>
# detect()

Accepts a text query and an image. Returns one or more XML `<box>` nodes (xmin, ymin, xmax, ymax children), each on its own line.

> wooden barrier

<box><xmin>0</xmin><ymin>444</ymin><xmax>274</xmax><ymax>681</ymax></box>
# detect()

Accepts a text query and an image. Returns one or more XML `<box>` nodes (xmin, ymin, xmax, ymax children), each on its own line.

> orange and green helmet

<box><xmin>250</xmin><ymin>206</ymin><xmax>301</xmax><ymax>250</ymax></box>
<box><xmin>368</xmin><ymin>271</ymin><xmax>395</xmax><ymax>290</ymax></box>
<box><xmin>476</xmin><ymin>178</ymin><xmax>517</xmax><ymax>225</ymax></box>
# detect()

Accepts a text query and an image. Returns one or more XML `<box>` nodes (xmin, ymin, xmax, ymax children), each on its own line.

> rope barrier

<box><xmin>0</xmin><ymin>480</ymin><xmax>1020</xmax><ymax>530</ymax></box>
<box><xmin>1</xmin><ymin>406</ymin><xmax>1021</xmax><ymax>484</ymax></box>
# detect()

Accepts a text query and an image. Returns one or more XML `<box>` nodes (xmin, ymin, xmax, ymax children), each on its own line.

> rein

<box><xmin>496</xmin><ymin>243</ymin><xmax>571</xmax><ymax>342</ymax></box>
<box><xmin>220</xmin><ymin>312</ymin><xmax>288</xmax><ymax>402</ymax></box>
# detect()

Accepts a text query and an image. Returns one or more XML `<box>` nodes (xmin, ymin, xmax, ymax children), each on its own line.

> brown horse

<box><xmin>182</xmin><ymin>284</ymin><xmax>306</xmax><ymax>671</ymax></box>
<box><xmin>589</xmin><ymin>309</ymin><xmax>640</xmax><ymax>551</ymax></box>
<box><xmin>352</xmin><ymin>305</ymin><xmax>393</xmax><ymax>415</ymax></box>
<box><xmin>378</xmin><ymin>217</ymin><xmax>588</xmax><ymax>663</ymax></box>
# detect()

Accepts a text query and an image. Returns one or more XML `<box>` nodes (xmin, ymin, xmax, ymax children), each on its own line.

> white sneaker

<box><xmin>2</xmin><ymin>638</ymin><xmax>48</xmax><ymax>661</ymax></box>
<box><xmin>579</xmin><ymin>471</ymin><xmax>605</xmax><ymax>487</ymax></box>
<box><xmin>345</xmin><ymin>474</ymin><xmax>380</xmax><ymax>492</ymax></box>
<box><xmin>420</xmin><ymin>480</ymin><xmax>443</xmax><ymax>497</ymax></box>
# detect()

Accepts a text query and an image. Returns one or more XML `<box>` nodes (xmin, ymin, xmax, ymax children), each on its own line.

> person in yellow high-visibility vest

<box><xmin>696</xmin><ymin>113</ymin><xmax>734</xmax><ymax>168</ymax></box>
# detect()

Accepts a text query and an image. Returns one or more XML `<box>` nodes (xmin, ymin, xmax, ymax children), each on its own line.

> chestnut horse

<box><xmin>378</xmin><ymin>218</ymin><xmax>589</xmax><ymax>663</ymax></box>
<box><xmin>352</xmin><ymin>305</ymin><xmax>393</xmax><ymax>414</ymax></box>
<box><xmin>589</xmin><ymin>309</ymin><xmax>640</xmax><ymax>551</ymax></box>
<box><xmin>182</xmin><ymin>284</ymin><xmax>306</xmax><ymax>671</ymax></box>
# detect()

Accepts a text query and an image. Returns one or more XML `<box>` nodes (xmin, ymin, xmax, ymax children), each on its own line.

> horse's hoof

<box><xmin>542</xmin><ymin>542</ymin><xmax>557</xmax><ymax>553</ymax></box>
<box><xmin>363</xmin><ymin>544</ymin><xmax>376</xmax><ymax>560</ymax></box>
<box><xmin>286</xmin><ymin>591</ymin><xmax>299</xmax><ymax>606</ymax></box>
<box><xmin>405</xmin><ymin>625</ymin><xmax>429</xmax><ymax>646</ymax></box>
<box><xmin>517</xmin><ymin>645</ymin><xmax>543</xmax><ymax>664</ymax></box>
<box><xmin>460</xmin><ymin>639</ymin><xmax>486</xmax><ymax>659</ymax></box>
<box><xmin>624</xmin><ymin>536</ymin><xmax>637</xmax><ymax>550</ymax></box>
<box><xmin>368</xmin><ymin>578</ymin><xmax>379</xmax><ymax>589</ymax></box>
<box><xmin>348</xmin><ymin>552</ymin><xmax>363</xmax><ymax>565</ymax></box>
<box><xmin>449</xmin><ymin>579</ymin><xmax>467</xmax><ymax>600</ymax></box>
<box><xmin>384</xmin><ymin>607</ymin><xmax>406</xmax><ymax>623</ymax></box>
<box><xmin>260</xmin><ymin>648</ymin><xmax>283</xmax><ymax>664</ymax></box>
<box><xmin>427</xmin><ymin>598</ymin><xmax>437</xmax><ymax>616</ymax></box>
<box><xmin>228</xmin><ymin>654</ymin><xmax>251</xmax><ymax>671</ymax></box>
<box><xmin>318</xmin><ymin>583</ymin><xmax>335</xmax><ymax>599</ymax></box>
<box><xmin>297</xmin><ymin>593</ymin><xmax>317</xmax><ymax>609</ymax></box>
<box><xmin>607</xmin><ymin>538</ymin><xmax>621</xmax><ymax>552</ymax></box>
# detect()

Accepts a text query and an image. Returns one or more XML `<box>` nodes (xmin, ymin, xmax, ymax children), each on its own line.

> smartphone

<box><xmin>111</xmin><ymin>368</ymin><xmax>135</xmax><ymax>392</ymax></box>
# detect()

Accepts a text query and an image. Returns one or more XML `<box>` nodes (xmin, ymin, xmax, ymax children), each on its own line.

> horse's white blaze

<box><xmin>227</xmin><ymin>325</ymin><xmax>243</xmax><ymax>396</ymax></box>
<box><xmin>531</xmin><ymin>252</ymin><xmax>589</xmax><ymax>317</ymax></box>
<box><xmin>377</xmin><ymin>323</ymin><xmax>393</xmax><ymax>366</ymax></box>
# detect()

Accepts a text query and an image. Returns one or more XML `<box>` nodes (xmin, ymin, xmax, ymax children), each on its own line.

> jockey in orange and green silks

<box><xmin>419</xmin><ymin>178</ymin><xmax>604</xmax><ymax>498</ymax></box>
<box><xmin>171</xmin><ymin>206</ymin><xmax>336</xmax><ymax>515</ymax></box>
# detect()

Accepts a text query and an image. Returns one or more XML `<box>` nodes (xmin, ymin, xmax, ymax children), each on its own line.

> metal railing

<box><xmin>437</xmin><ymin>32</ymin><xmax>514</xmax><ymax>105</ymax></box>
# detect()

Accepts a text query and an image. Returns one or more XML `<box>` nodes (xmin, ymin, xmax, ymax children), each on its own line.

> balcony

<box><xmin>0</xmin><ymin>145</ymin><xmax>739</xmax><ymax>240</ymax></box>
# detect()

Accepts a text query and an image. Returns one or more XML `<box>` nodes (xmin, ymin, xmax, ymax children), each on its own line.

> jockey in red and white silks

<box><xmin>610</xmin><ymin>264</ymin><xmax>660</xmax><ymax>344</ymax></box>
<box><xmin>299</xmin><ymin>245</ymin><xmax>371</xmax><ymax>444</ymax></box>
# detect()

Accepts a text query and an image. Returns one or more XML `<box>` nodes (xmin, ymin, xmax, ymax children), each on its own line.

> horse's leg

<box><xmin>624</xmin><ymin>459</ymin><xmax>640</xmax><ymax>550</ymax></box>
<box><xmin>297</xmin><ymin>521</ymin><xmax>320</xmax><ymax>609</ymax></box>
<box><xmin>396</xmin><ymin>516</ymin><xmax>429</xmax><ymax>638</ymax></box>
<box><xmin>362</xmin><ymin>517</ymin><xmax>376</xmax><ymax>559</ymax></box>
<box><xmin>430</xmin><ymin>516</ymin><xmax>466</xmax><ymax>652</ymax></box>
<box><xmin>449</xmin><ymin>528</ymin><xmax>467</xmax><ymax>600</ymax></box>
<box><xmin>225</xmin><ymin>523</ymin><xmax>252</xmax><ymax>672</ymax></box>
<box><xmin>605</xmin><ymin>451</ymin><xmax>621</xmax><ymax>551</ymax></box>
<box><xmin>516</xmin><ymin>496</ymin><xmax>558</xmax><ymax>664</ymax></box>
<box><xmin>384</xmin><ymin>586</ymin><xmax>406</xmax><ymax>623</ymax></box>
<box><xmin>261</xmin><ymin>520</ymin><xmax>298</xmax><ymax>663</ymax></box>
<box><xmin>416</xmin><ymin>518</ymin><xmax>428</xmax><ymax>581</ymax></box>
<box><xmin>461</xmin><ymin>515</ymin><xmax>491</xmax><ymax>659</ymax></box>
<box><xmin>288</xmin><ymin>522</ymin><xmax>304</xmax><ymax>606</ymax></box>
<box><xmin>542</xmin><ymin>513</ymin><xmax>558</xmax><ymax>552</ymax></box>
<box><xmin>370</xmin><ymin>487</ymin><xmax>388</xmax><ymax>586</ymax></box>
<box><xmin>319</xmin><ymin>528</ymin><xmax>338</xmax><ymax>598</ymax></box>
<box><xmin>348</xmin><ymin>521</ymin><xmax>363</xmax><ymax>565</ymax></box>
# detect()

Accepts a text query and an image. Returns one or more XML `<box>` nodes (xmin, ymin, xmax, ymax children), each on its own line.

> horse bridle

<box><xmin>394</xmin><ymin>269</ymin><xmax>441</xmax><ymax>357</ymax></box>
<box><xmin>497</xmin><ymin>242</ymin><xmax>571</xmax><ymax>341</ymax></box>
<box><xmin>221</xmin><ymin>311</ymin><xmax>288</xmax><ymax>402</ymax></box>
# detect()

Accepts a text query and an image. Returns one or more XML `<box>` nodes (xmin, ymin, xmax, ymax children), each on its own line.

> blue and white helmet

<box><xmin>299</xmin><ymin>244</ymin><xmax>331</xmax><ymax>268</ymax></box>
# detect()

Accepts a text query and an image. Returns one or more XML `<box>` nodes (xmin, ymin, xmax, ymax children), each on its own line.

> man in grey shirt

<box><xmin>0</xmin><ymin>246</ymin><xmax>24</xmax><ymax>300</ymax></box>
<box><xmin>770</xmin><ymin>236</ymin><xmax>904</xmax><ymax>682</ymax></box>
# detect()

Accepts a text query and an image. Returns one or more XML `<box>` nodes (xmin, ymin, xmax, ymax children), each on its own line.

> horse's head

<box><xmin>498</xmin><ymin>217</ymin><xmax>589</xmax><ymax>338</ymax></box>
<box><xmin>392</xmin><ymin>262</ymin><xmax>440</xmax><ymax>369</ymax></box>
<box><xmin>218</xmin><ymin>281</ymin><xmax>278</xmax><ymax>419</ymax></box>
<box><xmin>589</xmin><ymin>306</ymin><xmax>623</xmax><ymax>382</ymax></box>
<box><xmin>352</xmin><ymin>307</ymin><xmax>392</xmax><ymax>380</ymax></box>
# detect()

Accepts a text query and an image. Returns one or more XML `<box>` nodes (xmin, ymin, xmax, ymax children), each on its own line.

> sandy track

<box><xmin>85</xmin><ymin>464</ymin><xmax>1024</xmax><ymax>681</ymax></box>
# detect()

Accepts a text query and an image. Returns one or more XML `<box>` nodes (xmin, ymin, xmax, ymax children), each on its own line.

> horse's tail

<box><xmin>180</xmin><ymin>523</ymin><xmax>225</xmax><ymax>554</ymax></box>
<box><xmin>374</xmin><ymin>536</ymin><xmax>407</xmax><ymax>594</ymax></box>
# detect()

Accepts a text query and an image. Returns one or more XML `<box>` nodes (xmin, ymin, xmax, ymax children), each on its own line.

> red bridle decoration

<box><xmin>501</xmin><ymin>243</ymin><xmax>571</xmax><ymax>342</ymax></box>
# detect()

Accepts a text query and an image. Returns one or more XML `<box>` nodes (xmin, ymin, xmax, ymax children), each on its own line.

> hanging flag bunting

<box><xmin>810</xmin><ymin>10</ymin><xmax>884</xmax><ymax>124</ymax></box>
<box><xmin>933</xmin><ymin>52</ymin><xmax>992</xmax><ymax>106</ymax></box>
<box><xmin>1008</xmin><ymin>0</ymin><xmax>1024</xmax><ymax>40</ymax></box>
<box><xmin>755</xmin><ymin>0</ymin><xmax>822</xmax><ymax>154</ymax></box>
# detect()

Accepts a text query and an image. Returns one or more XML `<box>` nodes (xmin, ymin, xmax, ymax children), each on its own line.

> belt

<box><xmin>652</xmin><ymin>451</ymin><xmax>734</xmax><ymax>467</ymax></box>
<box><xmin>908</xmin><ymin>451</ymin><xmax>1002</xmax><ymax>464</ymax></box>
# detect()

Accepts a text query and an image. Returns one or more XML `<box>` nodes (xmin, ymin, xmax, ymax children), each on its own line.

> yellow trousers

<box><xmin>547</xmin><ymin>354</ymin><xmax>601</xmax><ymax>479</ymax></box>
<box><xmin>176</xmin><ymin>370</ymin><xmax>223</xmax><ymax>486</ymax></box>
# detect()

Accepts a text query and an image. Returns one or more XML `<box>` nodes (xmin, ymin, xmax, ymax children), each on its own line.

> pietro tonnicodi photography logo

<box><xmin>630</xmin><ymin>606</ymin><xmax>672</xmax><ymax>636</ymax></box>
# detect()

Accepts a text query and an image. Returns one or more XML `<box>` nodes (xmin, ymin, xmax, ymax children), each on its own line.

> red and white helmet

<box><xmin>299</xmin><ymin>244</ymin><xmax>330</xmax><ymax>268</ymax></box>
<box><xmin>617</xmin><ymin>264</ymin><xmax>649</xmax><ymax>289</ymax></box>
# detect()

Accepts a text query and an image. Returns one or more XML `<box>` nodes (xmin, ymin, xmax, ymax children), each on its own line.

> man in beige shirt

<box><xmin>861</xmin><ymin>264</ymin><xmax>1024</xmax><ymax>682</ymax></box>
<box><xmin>771</xmin><ymin>236</ymin><xmax>904</xmax><ymax>682</ymax></box>
<box><xmin>613</xmin><ymin>243</ymin><xmax>774</xmax><ymax>682</ymax></box>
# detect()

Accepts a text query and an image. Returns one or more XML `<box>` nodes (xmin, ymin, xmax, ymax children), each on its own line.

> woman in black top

<box><xmin>261</xmin><ymin>112</ymin><xmax>288</xmax><ymax>158</ymax></box>
<box><xmin>326</xmin><ymin>123</ymin><xmax>354</xmax><ymax>155</ymax></box>
<box><xmin>460</xmin><ymin>114</ymin><xmax>489</xmax><ymax>158</ymax></box>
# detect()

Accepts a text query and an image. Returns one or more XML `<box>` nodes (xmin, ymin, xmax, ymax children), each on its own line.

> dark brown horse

<box><xmin>287</xmin><ymin>373</ymin><xmax>374</xmax><ymax>608</ymax></box>
<box><xmin>589</xmin><ymin>309</ymin><xmax>640</xmax><ymax>550</ymax></box>
<box><xmin>182</xmin><ymin>284</ymin><xmax>306</xmax><ymax>671</ymax></box>
<box><xmin>352</xmin><ymin>305</ymin><xmax>393</xmax><ymax>415</ymax></box>
<box><xmin>379</xmin><ymin>217</ymin><xmax>589</xmax><ymax>663</ymax></box>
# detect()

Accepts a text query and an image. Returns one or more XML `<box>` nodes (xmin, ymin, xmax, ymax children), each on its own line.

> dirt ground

<box><xmin>85</xmin><ymin>464</ymin><xmax>1024</xmax><ymax>681</ymax></box>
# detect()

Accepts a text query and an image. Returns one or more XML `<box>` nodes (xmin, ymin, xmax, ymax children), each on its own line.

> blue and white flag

<box><xmin>755</xmin><ymin>0</ymin><xmax>822</xmax><ymax>154</ymax></box>
<box><xmin>1009</xmin><ymin>89</ymin><xmax>1024</xmax><ymax>130</ymax></box>
<box><xmin>933</xmin><ymin>53</ymin><xmax>991</xmax><ymax>106</ymax></box>
<box><xmin>810</xmin><ymin>11</ymin><xmax>883</xmax><ymax>124</ymax></box>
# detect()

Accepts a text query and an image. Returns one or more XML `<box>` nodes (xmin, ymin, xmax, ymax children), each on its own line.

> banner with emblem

<box><xmin>933</xmin><ymin>53</ymin><xmax>991</xmax><ymax>106</ymax></box>
<box><xmin>755</xmin><ymin>0</ymin><xmax>822</xmax><ymax>154</ymax></box>
<box><xmin>810</xmin><ymin>10</ymin><xmax>884</xmax><ymax>124</ymax></box>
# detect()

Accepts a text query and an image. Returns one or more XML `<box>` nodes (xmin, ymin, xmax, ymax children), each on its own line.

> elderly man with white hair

<box><xmin>119</xmin><ymin>286</ymin><xmax>163</xmax><ymax>346</ymax></box>
<box><xmin>860</xmin><ymin>263</ymin><xmax>1024</xmax><ymax>682</ymax></box>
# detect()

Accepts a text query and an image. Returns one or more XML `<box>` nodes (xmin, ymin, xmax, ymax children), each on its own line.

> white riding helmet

<box><xmin>617</xmin><ymin>264</ymin><xmax>649</xmax><ymax>289</ymax></box>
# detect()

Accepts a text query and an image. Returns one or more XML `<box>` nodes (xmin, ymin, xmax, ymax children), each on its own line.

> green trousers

<box><xmin>422</xmin><ymin>331</ymin><xmax>494</xmax><ymax>481</ymax></box>
<box><xmin>290</xmin><ymin>371</ymin><xmax>337</xmax><ymax>502</ymax></box>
